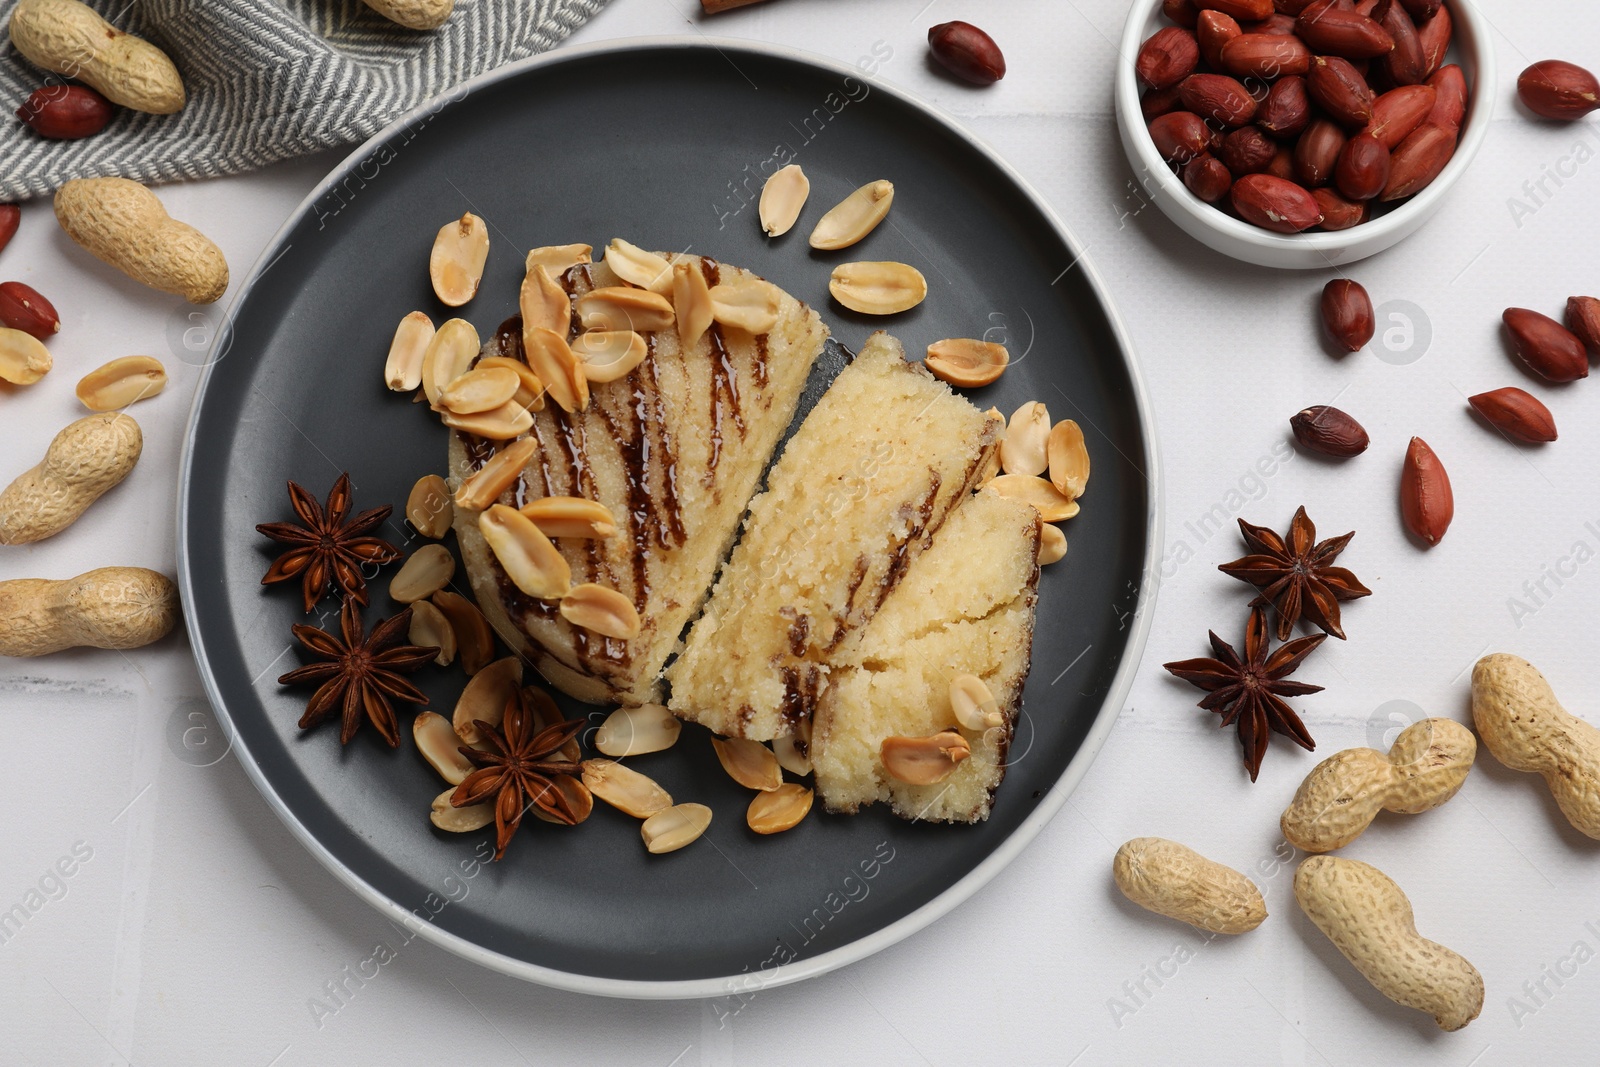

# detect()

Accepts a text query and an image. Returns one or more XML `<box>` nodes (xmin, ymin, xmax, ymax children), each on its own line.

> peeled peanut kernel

<box><xmin>520</xmin><ymin>496</ymin><xmax>617</xmax><ymax>539</ymax></box>
<box><xmin>421</xmin><ymin>318</ymin><xmax>479</xmax><ymax>408</ymax></box>
<box><xmin>75</xmin><ymin>356</ymin><xmax>166</xmax><ymax>411</ymax></box>
<box><xmin>641</xmin><ymin>803</ymin><xmax>712</xmax><ymax>854</ymax></box>
<box><xmin>389</xmin><ymin>544</ymin><xmax>455</xmax><ymax>603</ymax></box>
<box><xmin>881</xmin><ymin>730</ymin><xmax>970</xmax><ymax>785</ymax></box>
<box><xmin>519</xmin><ymin>263</ymin><xmax>571</xmax><ymax>335</ymax></box>
<box><xmin>540</xmin><ymin>777</ymin><xmax>598</xmax><ymax>825</ymax></box>
<box><xmin>525</xmin><ymin>244</ymin><xmax>591</xmax><ymax>276</ymax></box>
<box><xmin>406</xmin><ymin>474</ymin><xmax>453</xmax><ymax>538</ymax></box>
<box><xmin>452</xmin><ymin>655</ymin><xmax>522</xmax><ymax>743</ymax></box>
<box><xmin>570</xmin><ymin>330</ymin><xmax>647</xmax><ymax>383</ymax></box>
<box><xmin>809</xmin><ymin>180</ymin><xmax>894</xmax><ymax>250</ymax></box>
<box><xmin>521</xmin><ymin>325</ymin><xmax>588</xmax><ymax>413</ymax></box>
<box><xmin>925</xmin><ymin>338</ymin><xmax>1009</xmax><ymax>388</ymax></box>
<box><xmin>1114</xmin><ymin>837</ymin><xmax>1267</xmax><ymax>935</ymax></box>
<box><xmin>578</xmin><ymin>286</ymin><xmax>675</xmax><ymax>333</ymax></box>
<box><xmin>828</xmin><ymin>261</ymin><xmax>927</xmax><ymax>315</ymax></box>
<box><xmin>987</xmin><ymin>474</ymin><xmax>1079</xmax><ymax>522</ymax></box>
<box><xmin>673</xmin><ymin>261</ymin><xmax>714</xmax><ymax>349</ymax></box>
<box><xmin>748</xmin><ymin>783</ymin><xmax>813</xmax><ymax>834</ymax></box>
<box><xmin>414</xmin><ymin>711</ymin><xmax>475</xmax><ymax>784</ymax></box>
<box><xmin>439</xmin><ymin>399</ymin><xmax>533</xmax><ymax>440</ymax></box>
<box><xmin>605</xmin><ymin>238</ymin><xmax>674</xmax><ymax>293</ymax></box>
<box><xmin>774</xmin><ymin>717</ymin><xmax>813</xmax><ymax>776</ymax></box>
<box><xmin>709</xmin><ymin>277</ymin><xmax>781</xmax><ymax>333</ymax></box>
<box><xmin>582</xmin><ymin>759</ymin><xmax>673</xmax><ymax>819</ymax></box>
<box><xmin>1295</xmin><ymin>856</ymin><xmax>1483</xmax><ymax>1030</ymax></box>
<box><xmin>559</xmin><ymin>582</ymin><xmax>641</xmax><ymax>639</ymax></box>
<box><xmin>1039</xmin><ymin>522</ymin><xmax>1067</xmax><ymax>565</ymax></box>
<box><xmin>475</xmin><ymin>356</ymin><xmax>546</xmax><ymax>412</ymax></box>
<box><xmin>759</xmin><ymin>164</ymin><xmax>810</xmax><ymax>237</ymax></box>
<box><xmin>430</xmin><ymin>212</ymin><xmax>489</xmax><ymax>306</ymax></box>
<box><xmin>439</xmin><ymin>366</ymin><xmax>520</xmax><ymax>415</ymax></box>
<box><xmin>1001</xmin><ymin>401</ymin><xmax>1050</xmax><ymax>475</ymax></box>
<box><xmin>531</xmin><ymin>775</ymin><xmax>593</xmax><ymax>825</ymax></box>
<box><xmin>385</xmin><ymin>311</ymin><xmax>434</xmax><ymax>392</ymax></box>
<box><xmin>408</xmin><ymin>598</ymin><xmax>456</xmax><ymax>666</ymax></box>
<box><xmin>711</xmin><ymin>736</ymin><xmax>783</xmax><ymax>791</ymax></box>
<box><xmin>1047</xmin><ymin>420</ymin><xmax>1090</xmax><ymax>499</ymax></box>
<box><xmin>950</xmin><ymin>673</ymin><xmax>1003</xmax><ymax>732</ymax></box>
<box><xmin>594</xmin><ymin>704</ymin><xmax>680</xmax><ymax>757</ymax></box>
<box><xmin>454</xmin><ymin>438</ymin><xmax>536</xmax><ymax>511</ymax></box>
<box><xmin>480</xmin><ymin>504</ymin><xmax>571</xmax><ymax>599</ymax></box>
<box><xmin>0</xmin><ymin>327</ymin><xmax>51</xmax><ymax>384</ymax></box>
<box><xmin>431</xmin><ymin>787</ymin><xmax>494</xmax><ymax>832</ymax></box>
<box><xmin>432</xmin><ymin>590</ymin><xmax>493</xmax><ymax>675</ymax></box>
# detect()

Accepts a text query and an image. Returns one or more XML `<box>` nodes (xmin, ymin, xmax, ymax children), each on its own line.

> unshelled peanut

<box><xmin>1471</xmin><ymin>653</ymin><xmax>1600</xmax><ymax>838</ymax></box>
<box><xmin>1281</xmin><ymin>718</ymin><xmax>1475</xmax><ymax>852</ymax></box>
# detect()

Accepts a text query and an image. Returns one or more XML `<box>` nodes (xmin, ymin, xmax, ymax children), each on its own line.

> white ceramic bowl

<box><xmin>1113</xmin><ymin>0</ymin><xmax>1496</xmax><ymax>269</ymax></box>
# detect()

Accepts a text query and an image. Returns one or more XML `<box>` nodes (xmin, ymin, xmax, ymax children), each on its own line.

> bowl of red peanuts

<box><xmin>1114</xmin><ymin>0</ymin><xmax>1494</xmax><ymax>269</ymax></box>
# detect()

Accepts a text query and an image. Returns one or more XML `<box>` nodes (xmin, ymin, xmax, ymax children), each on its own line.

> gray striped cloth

<box><xmin>0</xmin><ymin>0</ymin><xmax>609</xmax><ymax>201</ymax></box>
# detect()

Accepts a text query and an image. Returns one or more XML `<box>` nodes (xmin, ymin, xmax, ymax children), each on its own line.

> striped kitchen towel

<box><xmin>0</xmin><ymin>0</ymin><xmax>609</xmax><ymax>200</ymax></box>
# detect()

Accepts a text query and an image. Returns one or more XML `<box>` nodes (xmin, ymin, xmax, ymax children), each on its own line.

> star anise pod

<box><xmin>278</xmin><ymin>598</ymin><xmax>438</xmax><ymax>747</ymax></box>
<box><xmin>257</xmin><ymin>473</ymin><xmax>402</xmax><ymax>612</ymax></box>
<box><xmin>452</xmin><ymin>688</ymin><xmax>586</xmax><ymax>861</ymax></box>
<box><xmin>1164</xmin><ymin>606</ymin><xmax>1323</xmax><ymax>781</ymax></box>
<box><xmin>1218</xmin><ymin>506</ymin><xmax>1371</xmax><ymax>641</ymax></box>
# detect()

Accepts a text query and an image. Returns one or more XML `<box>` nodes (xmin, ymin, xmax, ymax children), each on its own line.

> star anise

<box><xmin>452</xmin><ymin>688</ymin><xmax>586</xmax><ymax>861</ymax></box>
<box><xmin>1164</xmin><ymin>606</ymin><xmax>1324</xmax><ymax>781</ymax></box>
<box><xmin>257</xmin><ymin>473</ymin><xmax>402</xmax><ymax>612</ymax></box>
<box><xmin>278</xmin><ymin>598</ymin><xmax>438</xmax><ymax>747</ymax></box>
<box><xmin>1218</xmin><ymin>506</ymin><xmax>1371</xmax><ymax>641</ymax></box>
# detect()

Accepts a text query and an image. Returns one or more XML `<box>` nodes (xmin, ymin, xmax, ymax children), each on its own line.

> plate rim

<box><xmin>176</xmin><ymin>33</ymin><xmax>1165</xmax><ymax>1000</ymax></box>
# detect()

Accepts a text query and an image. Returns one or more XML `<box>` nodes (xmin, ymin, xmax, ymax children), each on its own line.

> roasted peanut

<box><xmin>711</xmin><ymin>736</ymin><xmax>782</xmax><ymax>791</ymax></box>
<box><xmin>641</xmin><ymin>803</ymin><xmax>712</xmax><ymax>854</ymax></box>
<box><xmin>430</xmin><ymin>212</ymin><xmax>488</xmax><ymax>307</ymax></box>
<box><xmin>0</xmin><ymin>326</ymin><xmax>51</xmax><ymax>384</ymax></box>
<box><xmin>748</xmin><ymin>784</ymin><xmax>813</xmax><ymax>834</ymax></box>
<box><xmin>431</xmin><ymin>787</ymin><xmax>494</xmax><ymax>832</ymax></box>
<box><xmin>582</xmin><ymin>759</ymin><xmax>672</xmax><ymax>819</ymax></box>
<box><xmin>759</xmin><ymin>164</ymin><xmax>809</xmax><ymax>237</ymax></box>
<box><xmin>451</xmin><ymin>655</ymin><xmax>521</xmax><ymax>743</ymax></box>
<box><xmin>881</xmin><ymin>730</ymin><xmax>970</xmax><ymax>784</ymax></box>
<box><xmin>75</xmin><ymin>356</ymin><xmax>166</xmax><ymax>411</ymax></box>
<box><xmin>594</xmin><ymin>704</ymin><xmax>680</xmax><ymax>757</ymax></box>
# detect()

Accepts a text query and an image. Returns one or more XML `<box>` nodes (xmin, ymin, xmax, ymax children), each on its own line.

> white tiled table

<box><xmin>5</xmin><ymin>1</ymin><xmax>1599</xmax><ymax>1062</ymax></box>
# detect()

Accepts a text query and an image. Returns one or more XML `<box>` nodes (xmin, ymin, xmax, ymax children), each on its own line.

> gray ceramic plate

<box><xmin>178</xmin><ymin>37</ymin><xmax>1161</xmax><ymax>998</ymax></box>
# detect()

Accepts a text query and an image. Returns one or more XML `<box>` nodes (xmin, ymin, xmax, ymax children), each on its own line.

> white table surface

<box><xmin>5</xmin><ymin>0</ymin><xmax>1600</xmax><ymax>1063</ymax></box>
